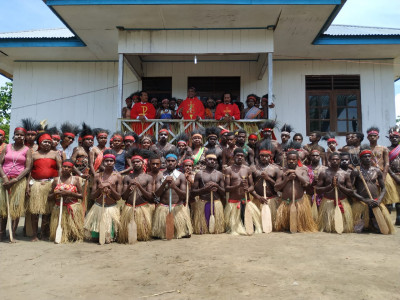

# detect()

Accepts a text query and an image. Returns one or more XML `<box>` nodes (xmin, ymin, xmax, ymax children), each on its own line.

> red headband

<box><xmin>112</xmin><ymin>135</ymin><xmax>123</xmax><ymax>141</ymax></box>
<box><xmin>131</xmin><ymin>155</ymin><xmax>144</xmax><ymax>161</ymax></box>
<box><xmin>38</xmin><ymin>133</ymin><xmax>52</xmax><ymax>144</ymax></box>
<box><xmin>62</xmin><ymin>161</ymin><xmax>74</xmax><ymax>167</ymax></box>
<box><xmin>103</xmin><ymin>154</ymin><xmax>116</xmax><ymax>160</ymax></box>
<box><xmin>183</xmin><ymin>159</ymin><xmax>194</xmax><ymax>165</ymax></box>
<box><xmin>220</xmin><ymin>129</ymin><xmax>229</xmax><ymax>135</ymax></box>
<box><xmin>0</xmin><ymin>129</ymin><xmax>5</xmax><ymax>136</ymax></box>
<box><xmin>159</xmin><ymin>129</ymin><xmax>169</xmax><ymax>134</ymax></box>
<box><xmin>78</xmin><ymin>137</ymin><xmax>83</xmax><ymax>142</ymax></box>
<box><xmin>367</xmin><ymin>130</ymin><xmax>379</xmax><ymax>136</ymax></box>
<box><xmin>83</xmin><ymin>135</ymin><xmax>94</xmax><ymax>140</ymax></box>
<box><xmin>327</xmin><ymin>138</ymin><xmax>337</xmax><ymax>143</ymax></box>
<box><xmin>263</xmin><ymin>128</ymin><xmax>273</xmax><ymax>132</ymax></box>
<box><xmin>391</xmin><ymin>132</ymin><xmax>400</xmax><ymax>136</ymax></box>
<box><xmin>177</xmin><ymin>140</ymin><xmax>187</xmax><ymax>145</ymax></box>
<box><xmin>248</xmin><ymin>134</ymin><xmax>258</xmax><ymax>140</ymax></box>
<box><xmin>192</xmin><ymin>134</ymin><xmax>202</xmax><ymax>139</ymax></box>
<box><xmin>15</xmin><ymin>127</ymin><xmax>27</xmax><ymax>134</ymax></box>
<box><xmin>247</xmin><ymin>96</ymin><xmax>257</xmax><ymax>101</ymax></box>
<box><xmin>64</xmin><ymin>132</ymin><xmax>75</xmax><ymax>139</ymax></box>
<box><xmin>311</xmin><ymin>149</ymin><xmax>320</xmax><ymax>154</ymax></box>
<box><xmin>359</xmin><ymin>150</ymin><xmax>372</xmax><ymax>157</ymax></box>
<box><xmin>97</xmin><ymin>133</ymin><xmax>108</xmax><ymax>138</ymax></box>
<box><xmin>124</xmin><ymin>136</ymin><xmax>135</xmax><ymax>142</ymax></box>
<box><xmin>27</xmin><ymin>130</ymin><xmax>37</xmax><ymax>134</ymax></box>
<box><xmin>52</xmin><ymin>134</ymin><xmax>61</xmax><ymax>141</ymax></box>
<box><xmin>260</xmin><ymin>150</ymin><xmax>272</xmax><ymax>155</ymax></box>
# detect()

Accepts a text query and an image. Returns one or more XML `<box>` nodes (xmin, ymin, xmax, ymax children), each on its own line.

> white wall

<box><xmin>10</xmin><ymin>59</ymin><xmax>395</xmax><ymax>148</ymax></box>
<box><xmin>273</xmin><ymin>60</ymin><xmax>396</xmax><ymax>147</ymax></box>
<box><xmin>10</xmin><ymin>61</ymin><xmax>140</xmax><ymax>133</ymax></box>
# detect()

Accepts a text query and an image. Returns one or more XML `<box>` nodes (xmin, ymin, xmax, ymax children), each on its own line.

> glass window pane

<box><xmin>319</xmin><ymin>95</ymin><xmax>330</xmax><ymax>106</ymax></box>
<box><xmin>336</xmin><ymin>95</ymin><xmax>347</xmax><ymax>106</ymax></box>
<box><xmin>337</xmin><ymin>94</ymin><xmax>358</xmax><ymax>107</ymax></box>
<box><xmin>348</xmin><ymin>108</ymin><xmax>358</xmax><ymax>119</ymax></box>
<box><xmin>309</xmin><ymin>96</ymin><xmax>319</xmax><ymax>107</ymax></box>
<box><xmin>310</xmin><ymin>121</ymin><xmax>320</xmax><ymax>132</ymax></box>
<box><xmin>320</xmin><ymin>108</ymin><xmax>330</xmax><ymax>119</ymax></box>
<box><xmin>309</xmin><ymin>95</ymin><xmax>329</xmax><ymax>107</ymax></box>
<box><xmin>349</xmin><ymin>119</ymin><xmax>359</xmax><ymax>132</ymax></box>
<box><xmin>321</xmin><ymin>121</ymin><xmax>331</xmax><ymax>132</ymax></box>
<box><xmin>309</xmin><ymin>107</ymin><xmax>319</xmax><ymax>119</ymax></box>
<box><xmin>337</xmin><ymin>107</ymin><xmax>347</xmax><ymax>119</ymax></box>
<box><xmin>337</xmin><ymin>120</ymin><xmax>347</xmax><ymax>132</ymax></box>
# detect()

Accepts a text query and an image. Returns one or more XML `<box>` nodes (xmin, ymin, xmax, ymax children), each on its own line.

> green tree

<box><xmin>397</xmin><ymin>115</ymin><xmax>400</xmax><ymax>125</ymax></box>
<box><xmin>0</xmin><ymin>81</ymin><xmax>12</xmax><ymax>143</ymax></box>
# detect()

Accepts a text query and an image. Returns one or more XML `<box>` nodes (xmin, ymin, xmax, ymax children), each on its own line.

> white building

<box><xmin>0</xmin><ymin>0</ymin><xmax>399</xmax><ymax>145</ymax></box>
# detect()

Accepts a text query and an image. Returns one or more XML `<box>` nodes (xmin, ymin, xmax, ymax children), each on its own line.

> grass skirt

<box><xmin>352</xmin><ymin>201</ymin><xmax>395</xmax><ymax>234</ymax></box>
<box><xmin>28</xmin><ymin>179</ymin><xmax>54</xmax><ymax>215</ymax></box>
<box><xmin>249</xmin><ymin>195</ymin><xmax>280</xmax><ymax>231</ymax></box>
<box><xmin>224</xmin><ymin>200</ymin><xmax>262</xmax><ymax>235</ymax></box>
<box><xmin>192</xmin><ymin>199</ymin><xmax>225</xmax><ymax>234</ymax></box>
<box><xmin>84</xmin><ymin>203</ymin><xmax>121</xmax><ymax>241</ymax></box>
<box><xmin>318</xmin><ymin>197</ymin><xmax>353</xmax><ymax>233</ymax></box>
<box><xmin>275</xmin><ymin>195</ymin><xmax>317</xmax><ymax>232</ymax></box>
<box><xmin>0</xmin><ymin>178</ymin><xmax>27</xmax><ymax>219</ymax></box>
<box><xmin>49</xmin><ymin>202</ymin><xmax>84</xmax><ymax>243</ymax></box>
<box><xmin>382</xmin><ymin>174</ymin><xmax>400</xmax><ymax>204</ymax></box>
<box><xmin>152</xmin><ymin>204</ymin><xmax>193</xmax><ymax>239</ymax></box>
<box><xmin>119</xmin><ymin>203</ymin><xmax>155</xmax><ymax>242</ymax></box>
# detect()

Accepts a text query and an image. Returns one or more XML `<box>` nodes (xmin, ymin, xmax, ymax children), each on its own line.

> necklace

<box><xmin>5</xmin><ymin>144</ymin><xmax>26</xmax><ymax>176</ymax></box>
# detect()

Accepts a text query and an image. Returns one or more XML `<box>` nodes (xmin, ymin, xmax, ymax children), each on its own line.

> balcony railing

<box><xmin>119</xmin><ymin>119</ymin><xmax>265</xmax><ymax>142</ymax></box>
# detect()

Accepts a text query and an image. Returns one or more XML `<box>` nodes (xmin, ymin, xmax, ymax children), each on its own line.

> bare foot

<box><xmin>31</xmin><ymin>237</ymin><xmax>39</xmax><ymax>242</ymax></box>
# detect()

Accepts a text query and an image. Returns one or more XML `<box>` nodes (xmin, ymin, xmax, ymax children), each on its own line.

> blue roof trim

<box><xmin>0</xmin><ymin>38</ymin><xmax>85</xmax><ymax>47</ymax></box>
<box><xmin>47</xmin><ymin>0</ymin><xmax>341</xmax><ymax>5</ymax></box>
<box><xmin>314</xmin><ymin>35</ymin><xmax>400</xmax><ymax>45</ymax></box>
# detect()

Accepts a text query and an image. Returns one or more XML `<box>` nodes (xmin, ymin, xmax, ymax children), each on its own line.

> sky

<box><xmin>0</xmin><ymin>0</ymin><xmax>399</xmax><ymax>116</ymax></box>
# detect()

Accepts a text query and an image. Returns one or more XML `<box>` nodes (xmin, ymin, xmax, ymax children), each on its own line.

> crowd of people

<box><xmin>0</xmin><ymin>104</ymin><xmax>399</xmax><ymax>244</ymax></box>
<box><xmin>122</xmin><ymin>87</ymin><xmax>274</xmax><ymax>123</ymax></box>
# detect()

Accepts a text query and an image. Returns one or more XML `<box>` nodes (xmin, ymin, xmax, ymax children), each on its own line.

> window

<box><xmin>187</xmin><ymin>77</ymin><xmax>240</xmax><ymax>101</ymax></box>
<box><xmin>142</xmin><ymin>77</ymin><xmax>172</xmax><ymax>100</ymax></box>
<box><xmin>306</xmin><ymin>75</ymin><xmax>361</xmax><ymax>135</ymax></box>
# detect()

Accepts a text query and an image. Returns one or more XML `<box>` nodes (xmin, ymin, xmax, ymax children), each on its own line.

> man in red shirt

<box><xmin>177</xmin><ymin>87</ymin><xmax>205</xmax><ymax>120</ymax></box>
<box><xmin>215</xmin><ymin>92</ymin><xmax>240</xmax><ymax>121</ymax></box>
<box><xmin>130</xmin><ymin>91</ymin><xmax>156</xmax><ymax>135</ymax></box>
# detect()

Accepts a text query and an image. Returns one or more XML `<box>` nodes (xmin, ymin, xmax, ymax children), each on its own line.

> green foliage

<box><xmin>397</xmin><ymin>115</ymin><xmax>400</xmax><ymax>125</ymax></box>
<box><xmin>0</xmin><ymin>81</ymin><xmax>12</xmax><ymax>143</ymax></box>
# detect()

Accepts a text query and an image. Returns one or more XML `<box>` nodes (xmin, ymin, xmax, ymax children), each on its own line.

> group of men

<box><xmin>0</xmin><ymin>115</ymin><xmax>399</xmax><ymax>244</ymax></box>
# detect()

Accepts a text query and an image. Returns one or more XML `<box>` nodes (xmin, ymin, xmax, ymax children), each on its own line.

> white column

<box><xmin>268</xmin><ymin>52</ymin><xmax>275</xmax><ymax>120</ymax></box>
<box><xmin>118</xmin><ymin>53</ymin><xmax>124</xmax><ymax>119</ymax></box>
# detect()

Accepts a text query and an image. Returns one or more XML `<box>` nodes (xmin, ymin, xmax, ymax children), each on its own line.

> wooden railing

<box><xmin>118</xmin><ymin>119</ymin><xmax>265</xmax><ymax>143</ymax></box>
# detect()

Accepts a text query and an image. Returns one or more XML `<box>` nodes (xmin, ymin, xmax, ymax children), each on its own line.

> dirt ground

<box><xmin>1</xmin><ymin>216</ymin><xmax>399</xmax><ymax>300</ymax></box>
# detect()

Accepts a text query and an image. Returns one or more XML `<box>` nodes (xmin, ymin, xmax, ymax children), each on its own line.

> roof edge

<box><xmin>314</xmin><ymin>35</ymin><xmax>400</xmax><ymax>45</ymax></box>
<box><xmin>0</xmin><ymin>37</ymin><xmax>86</xmax><ymax>47</ymax></box>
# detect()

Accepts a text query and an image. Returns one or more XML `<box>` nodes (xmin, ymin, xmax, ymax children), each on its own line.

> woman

<box><xmin>190</xmin><ymin>129</ymin><xmax>208</xmax><ymax>173</ymax></box>
<box><xmin>204</xmin><ymin>98</ymin><xmax>216</xmax><ymax>119</ymax></box>
<box><xmin>49</xmin><ymin>159</ymin><xmax>84</xmax><ymax>243</ymax></box>
<box><xmin>0</xmin><ymin>127</ymin><xmax>32</xmax><ymax>240</ymax></box>
<box><xmin>111</xmin><ymin>133</ymin><xmax>132</xmax><ymax>175</ymax></box>
<box><xmin>242</xmin><ymin>94</ymin><xmax>262</xmax><ymax>119</ymax></box>
<box><xmin>156</xmin><ymin>98</ymin><xmax>174</xmax><ymax>119</ymax></box>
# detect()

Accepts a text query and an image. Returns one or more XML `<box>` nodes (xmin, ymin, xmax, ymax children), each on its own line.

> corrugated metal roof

<box><xmin>325</xmin><ymin>24</ymin><xmax>400</xmax><ymax>36</ymax></box>
<box><xmin>0</xmin><ymin>28</ymin><xmax>74</xmax><ymax>39</ymax></box>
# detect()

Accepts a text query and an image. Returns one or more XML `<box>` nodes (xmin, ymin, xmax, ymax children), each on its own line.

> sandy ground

<box><xmin>1</xmin><ymin>216</ymin><xmax>399</xmax><ymax>300</ymax></box>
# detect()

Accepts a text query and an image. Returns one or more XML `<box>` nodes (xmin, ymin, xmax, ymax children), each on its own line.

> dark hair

<box><xmin>103</xmin><ymin>149</ymin><xmax>117</xmax><ymax>157</ymax></box>
<box><xmin>329</xmin><ymin>152</ymin><xmax>340</xmax><ymax>159</ymax></box>
<box><xmin>236</xmin><ymin>128</ymin><xmax>247</xmax><ymax>136</ymax></box>
<box><xmin>234</xmin><ymin>148</ymin><xmax>245</xmax><ymax>155</ymax></box>
<box><xmin>226</xmin><ymin>132</ymin><xmax>235</xmax><ymax>138</ymax></box>
<box><xmin>139</xmin><ymin>90</ymin><xmax>148</xmax><ymax>97</ymax></box>
<box><xmin>340</xmin><ymin>152</ymin><xmax>350</xmax><ymax>158</ymax></box>
<box><xmin>366</xmin><ymin>126</ymin><xmax>380</xmax><ymax>134</ymax></box>
<box><xmin>222</xmin><ymin>91</ymin><xmax>233</xmax><ymax>100</ymax></box>
<box><xmin>287</xmin><ymin>150</ymin><xmax>299</xmax><ymax>158</ymax></box>
<box><xmin>311</xmin><ymin>131</ymin><xmax>322</xmax><ymax>139</ymax></box>
<box><xmin>62</xmin><ymin>159</ymin><xmax>74</xmax><ymax>165</ymax></box>
<box><xmin>293</xmin><ymin>133</ymin><xmax>303</xmax><ymax>140</ymax></box>
<box><xmin>262</xmin><ymin>94</ymin><xmax>268</xmax><ymax>100</ymax></box>
<box><xmin>206</xmin><ymin>127</ymin><xmax>219</xmax><ymax>138</ymax></box>
<box><xmin>354</xmin><ymin>132</ymin><xmax>364</xmax><ymax>142</ymax></box>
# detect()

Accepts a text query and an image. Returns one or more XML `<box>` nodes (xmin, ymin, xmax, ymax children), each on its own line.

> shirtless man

<box><xmin>121</xmin><ymin>95</ymin><xmax>133</xmax><ymax>119</ymax></box>
<box><xmin>305</xmin><ymin>150</ymin><xmax>327</xmax><ymax>209</ymax></box>
<box><xmin>383</xmin><ymin>127</ymin><xmax>400</xmax><ymax>222</ymax></box>
<box><xmin>219</xmin><ymin>128</ymin><xmax>230</xmax><ymax>150</ymax></box>
<box><xmin>153</xmin><ymin>153</ymin><xmax>192</xmax><ymax>239</ymax></box>
<box><xmin>85</xmin><ymin>149</ymin><xmax>122</xmax><ymax>243</ymax></box>
<box><xmin>255</xmin><ymin>120</ymin><xmax>281</xmax><ymax>163</ymax></box>
<box><xmin>366</xmin><ymin>127</ymin><xmax>389</xmax><ymax>180</ymax></box>
<box><xmin>90</xmin><ymin>128</ymin><xmax>109</xmax><ymax>174</ymax></box>
<box><xmin>316</xmin><ymin>153</ymin><xmax>354</xmax><ymax>233</ymax></box>
<box><xmin>304</xmin><ymin>131</ymin><xmax>326</xmax><ymax>166</ymax></box>
<box><xmin>250</xmin><ymin>147</ymin><xmax>281</xmax><ymax>230</ymax></box>
<box><xmin>222</xmin><ymin>132</ymin><xmax>237</xmax><ymax>170</ymax></box>
<box><xmin>205</xmin><ymin>127</ymin><xmax>223</xmax><ymax>170</ymax></box>
<box><xmin>276</xmin><ymin>124</ymin><xmax>293</xmax><ymax>167</ymax></box>
<box><xmin>27</xmin><ymin>132</ymin><xmax>62</xmax><ymax>241</ymax></box>
<box><xmin>152</xmin><ymin>128</ymin><xmax>176</xmax><ymax>158</ymax></box>
<box><xmin>235</xmin><ymin>129</ymin><xmax>255</xmax><ymax>166</ymax></box>
<box><xmin>224</xmin><ymin>148</ymin><xmax>262</xmax><ymax>235</ymax></box>
<box><xmin>120</xmin><ymin>151</ymin><xmax>154</xmax><ymax>242</ymax></box>
<box><xmin>350</xmin><ymin>146</ymin><xmax>395</xmax><ymax>234</ymax></box>
<box><xmin>192</xmin><ymin>152</ymin><xmax>225</xmax><ymax>234</ymax></box>
<box><xmin>340</xmin><ymin>152</ymin><xmax>352</xmax><ymax>177</ymax></box>
<box><xmin>275</xmin><ymin>151</ymin><xmax>317</xmax><ymax>232</ymax></box>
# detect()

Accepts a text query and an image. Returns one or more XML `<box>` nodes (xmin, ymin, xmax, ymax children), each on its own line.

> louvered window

<box><xmin>306</xmin><ymin>75</ymin><xmax>361</xmax><ymax>135</ymax></box>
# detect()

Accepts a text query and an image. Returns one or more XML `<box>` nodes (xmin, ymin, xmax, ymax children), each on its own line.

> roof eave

<box><xmin>0</xmin><ymin>38</ymin><xmax>86</xmax><ymax>47</ymax></box>
<box><xmin>313</xmin><ymin>35</ymin><xmax>400</xmax><ymax>45</ymax></box>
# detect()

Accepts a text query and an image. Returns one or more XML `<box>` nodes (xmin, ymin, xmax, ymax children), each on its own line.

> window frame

<box><xmin>305</xmin><ymin>76</ymin><xmax>362</xmax><ymax>136</ymax></box>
